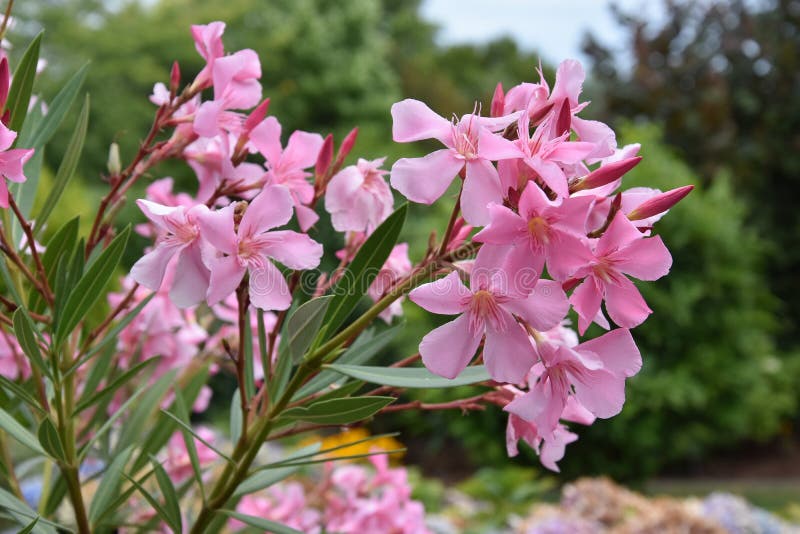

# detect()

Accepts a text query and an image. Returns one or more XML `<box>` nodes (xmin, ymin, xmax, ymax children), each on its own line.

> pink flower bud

<box><xmin>315</xmin><ymin>133</ymin><xmax>334</xmax><ymax>177</ymax></box>
<box><xmin>0</xmin><ymin>58</ymin><xmax>8</xmax><ymax>111</ymax></box>
<box><xmin>571</xmin><ymin>156</ymin><xmax>642</xmax><ymax>192</ymax></box>
<box><xmin>627</xmin><ymin>184</ymin><xmax>694</xmax><ymax>221</ymax></box>
<box><xmin>169</xmin><ymin>61</ymin><xmax>181</xmax><ymax>96</ymax></box>
<box><xmin>490</xmin><ymin>82</ymin><xmax>504</xmax><ymax>117</ymax></box>
<box><xmin>243</xmin><ymin>98</ymin><xmax>270</xmax><ymax>133</ymax></box>
<box><xmin>555</xmin><ymin>98</ymin><xmax>571</xmax><ymax>136</ymax></box>
<box><xmin>332</xmin><ymin>127</ymin><xmax>358</xmax><ymax>173</ymax></box>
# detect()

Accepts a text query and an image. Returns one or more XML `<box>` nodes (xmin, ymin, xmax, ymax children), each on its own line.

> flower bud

<box><xmin>332</xmin><ymin>127</ymin><xmax>358</xmax><ymax>174</ymax></box>
<box><xmin>315</xmin><ymin>133</ymin><xmax>334</xmax><ymax>178</ymax></box>
<box><xmin>243</xmin><ymin>98</ymin><xmax>270</xmax><ymax>133</ymax></box>
<box><xmin>627</xmin><ymin>185</ymin><xmax>694</xmax><ymax>221</ymax></box>
<box><xmin>555</xmin><ymin>99</ymin><xmax>571</xmax><ymax>136</ymax></box>
<box><xmin>0</xmin><ymin>57</ymin><xmax>8</xmax><ymax>111</ymax></box>
<box><xmin>570</xmin><ymin>156</ymin><xmax>642</xmax><ymax>192</ymax></box>
<box><xmin>107</xmin><ymin>143</ymin><xmax>121</xmax><ymax>175</ymax></box>
<box><xmin>169</xmin><ymin>61</ymin><xmax>181</xmax><ymax>96</ymax></box>
<box><xmin>490</xmin><ymin>82</ymin><xmax>505</xmax><ymax>117</ymax></box>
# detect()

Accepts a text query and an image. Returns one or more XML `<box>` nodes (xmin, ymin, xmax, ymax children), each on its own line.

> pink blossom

<box><xmin>0</xmin><ymin>122</ymin><xmax>34</xmax><ymax>208</ymax></box>
<box><xmin>0</xmin><ymin>327</ymin><xmax>29</xmax><ymax>380</ymax></box>
<box><xmin>368</xmin><ymin>243</ymin><xmax>412</xmax><ymax>322</ymax></box>
<box><xmin>325</xmin><ymin>157</ymin><xmax>393</xmax><ymax>233</ymax></box>
<box><xmin>235</xmin><ymin>482</ymin><xmax>321</xmax><ymax>533</ymax></box>
<box><xmin>505</xmin><ymin>328</ymin><xmax>641</xmax><ymax>440</ymax></box>
<box><xmin>569</xmin><ymin>212</ymin><xmax>672</xmax><ymax>333</ymax></box>
<box><xmin>249</xmin><ymin>116</ymin><xmax>324</xmax><ymax>231</ymax></box>
<box><xmin>409</xmin><ymin>248</ymin><xmax>568</xmax><ymax>382</ymax></box>
<box><xmin>130</xmin><ymin>200</ymin><xmax>211</xmax><ymax>308</ymax></box>
<box><xmin>390</xmin><ymin>99</ymin><xmax>522</xmax><ymax>225</ymax></box>
<box><xmin>184</xmin><ymin>134</ymin><xmax>263</xmax><ymax>203</ymax></box>
<box><xmin>474</xmin><ymin>182</ymin><xmax>593</xmax><ymax>281</ymax></box>
<box><xmin>164</xmin><ymin>426</ymin><xmax>219</xmax><ymax>483</ymax></box>
<box><xmin>190</xmin><ymin>21</ymin><xmax>226</xmax><ymax>90</ymax></box>
<box><xmin>198</xmin><ymin>185</ymin><xmax>323</xmax><ymax>310</ymax></box>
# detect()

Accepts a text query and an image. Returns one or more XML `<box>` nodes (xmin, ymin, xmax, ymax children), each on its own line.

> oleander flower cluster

<box><xmin>0</xmin><ymin>16</ymin><xmax>693</xmax><ymax>534</ymax></box>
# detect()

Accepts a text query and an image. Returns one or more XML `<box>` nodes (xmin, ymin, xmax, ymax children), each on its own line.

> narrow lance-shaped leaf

<box><xmin>6</xmin><ymin>32</ymin><xmax>42</xmax><ymax>135</ymax></box>
<box><xmin>12</xmin><ymin>309</ymin><xmax>49</xmax><ymax>378</ymax></box>
<box><xmin>36</xmin><ymin>94</ymin><xmax>90</xmax><ymax>230</ymax></box>
<box><xmin>280</xmin><ymin>396</ymin><xmax>395</xmax><ymax>426</ymax></box>
<box><xmin>24</xmin><ymin>63</ymin><xmax>89</xmax><ymax>150</ymax></box>
<box><xmin>73</xmin><ymin>357</ymin><xmax>158</xmax><ymax>415</ymax></box>
<box><xmin>219</xmin><ymin>510</ymin><xmax>303</xmax><ymax>534</ymax></box>
<box><xmin>88</xmin><ymin>446</ymin><xmax>133</xmax><ymax>525</ymax></box>
<box><xmin>286</xmin><ymin>296</ymin><xmax>331</xmax><ymax>362</ymax></box>
<box><xmin>149</xmin><ymin>457</ymin><xmax>183</xmax><ymax>533</ymax></box>
<box><xmin>0</xmin><ymin>407</ymin><xmax>45</xmax><ymax>455</ymax></box>
<box><xmin>325</xmin><ymin>364</ymin><xmax>491</xmax><ymax>388</ymax></box>
<box><xmin>37</xmin><ymin>418</ymin><xmax>66</xmax><ymax>461</ymax></box>
<box><xmin>27</xmin><ymin>216</ymin><xmax>79</xmax><ymax>314</ymax></box>
<box><xmin>122</xmin><ymin>473</ymin><xmax>180</xmax><ymax>534</ymax></box>
<box><xmin>55</xmin><ymin>226</ymin><xmax>130</xmax><ymax>345</ymax></box>
<box><xmin>321</xmin><ymin>203</ymin><xmax>407</xmax><ymax>337</ymax></box>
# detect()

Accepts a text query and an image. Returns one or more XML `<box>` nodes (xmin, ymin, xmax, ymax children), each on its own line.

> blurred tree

<box><xmin>582</xmin><ymin>0</ymin><xmax>800</xmax><ymax>347</ymax></box>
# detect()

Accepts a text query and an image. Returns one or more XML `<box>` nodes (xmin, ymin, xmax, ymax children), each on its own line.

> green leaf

<box><xmin>325</xmin><ymin>364</ymin><xmax>491</xmax><ymax>388</ymax></box>
<box><xmin>36</xmin><ymin>94</ymin><xmax>90</xmax><ymax>230</ymax></box>
<box><xmin>28</xmin><ymin>217</ymin><xmax>79</xmax><ymax>314</ymax></box>
<box><xmin>0</xmin><ymin>407</ymin><xmax>45</xmax><ymax>455</ymax></box>
<box><xmin>24</xmin><ymin>63</ymin><xmax>89</xmax><ymax>150</ymax></box>
<box><xmin>73</xmin><ymin>357</ymin><xmax>158</xmax><ymax>415</ymax></box>
<box><xmin>17</xmin><ymin>516</ymin><xmax>39</xmax><ymax>534</ymax></box>
<box><xmin>55</xmin><ymin>226</ymin><xmax>130</xmax><ymax>345</ymax></box>
<box><xmin>12</xmin><ymin>309</ymin><xmax>50</xmax><ymax>378</ymax></box>
<box><xmin>256</xmin><ymin>309</ymin><xmax>269</xmax><ymax>380</ymax></box>
<box><xmin>280</xmin><ymin>396</ymin><xmax>395</xmax><ymax>426</ymax></box>
<box><xmin>242</xmin><ymin>306</ymin><xmax>255</xmax><ymax>399</ymax></box>
<box><xmin>264</xmin><ymin>432</ymin><xmax>400</xmax><ymax>469</ymax></box>
<box><xmin>233</xmin><ymin>465</ymin><xmax>300</xmax><ymax>497</ymax></box>
<box><xmin>0</xmin><ymin>487</ymin><xmax>59</xmax><ymax>533</ymax></box>
<box><xmin>293</xmin><ymin>323</ymin><xmax>402</xmax><ymax>400</ymax></box>
<box><xmin>159</xmin><ymin>410</ymin><xmax>233</xmax><ymax>464</ymax></box>
<box><xmin>114</xmin><ymin>370</ymin><xmax>174</xmax><ymax>455</ymax></box>
<box><xmin>123</xmin><ymin>473</ymin><xmax>179</xmax><ymax>533</ymax></box>
<box><xmin>286</xmin><ymin>296</ymin><xmax>331</xmax><ymax>362</ymax></box>
<box><xmin>6</xmin><ymin>32</ymin><xmax>42</xmax><ymax>135</ymax></box>
<box><xmin>219</xmin><ymin>510</ymin><xmax>302</xmax><ymax>534</ymax></box>
<box><xmin>91</xmin><ymin>468</ymin><xmax>154</xmax><ymax>527</ymax></box>
<box><xmin>89</xmin><ymin>446</ymin><xmax>133</xmax><ymax>525</ymax></box>
<box><xmin>79</xmin><ymin>385</ymin><xmax>147</xmax><ymax>461</ymax></box>
<box><xmin>150</xmin><ymin>457</ymin><xmax>182</xmax><ymax>533</ymax></box>
<box><xmin>37</xmin><ymin>418</ymin><xmax>66</xmax><ymax>461</ymax></box>
<box><xmin>0</xmin><ymin>376</ymin><xmax>44</xmax><ymax>414</ymax></box>
<box><xmin>171</xmin><ymin>387</ymin><xmax>205</xmax><ymax>501</ymax></box>
<box><xmin>229</xmin><ymin>389</ymin><xmax>242</xmax><ymax>444</ymax></box>
<box><xmin>321</xmin><ymin>203</ymin><xmax>407</xmax><ymax>337</ymax></box>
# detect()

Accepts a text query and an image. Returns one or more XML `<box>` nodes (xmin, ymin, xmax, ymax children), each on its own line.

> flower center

<box><xmin>527</xmin><ymin>216</ymin><xmax>550</xmax><ymax>244</ymax></box>
<box><xmin>452</xmin><ymin>117</ymin><xmax>479</xmax><ymax>160</ymax></box>
<box><xmin>468</xmin><ymin>290</ymin><xmax>506</xmax><ymax>333</ymax></box>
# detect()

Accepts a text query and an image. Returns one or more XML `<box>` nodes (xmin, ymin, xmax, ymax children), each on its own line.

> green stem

<box><xmin>0</xmin><ymin>430</ymin><xmax>24</xmax><ymax>500</ymax></box>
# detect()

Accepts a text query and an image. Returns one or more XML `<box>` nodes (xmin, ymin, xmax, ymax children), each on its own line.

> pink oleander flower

<box><xmin>505</xmin><ymin>328</ymin><xmax>641</xmax><ymax>440</ymax></box>
<box><xmin>184</xmin><ymin>134</ymin><xmax>263</xmax><ymax>203</ymax></box>
<box><xmin>408</xmin><ymin>247</ymin><xmax>568</xmax><ymax>382</ymax></box>
<box><xmin>249</xmin><ymin>116</ymin><xmax>324</xmax><ymax>231</ymax></box>
<box><xmin>509</xmin><ymin>112</ymin><xmax>596</xmax><ymax>199</ymax></box>
<box><xmin>190</xmin><ymin>21</ymin><xmax>226</xmax><ymax>90</ymax></box>
<box><xmin>130</xmin><ymin>200</ymin><xmax>211</xmax><ymax>308</ymax></box>
<box><xmin>474</xmin><ymin>182</ymin><xmax>593</xmax><ymax>281</ymax></box>
<box><xmin>0</xmin><ymin>122</ymin><xmax>34</xmax><ymax>208</ymax></box>
<box><xmin>390</xmin><ymin>99</ymin><xmax>521</xmax><ymax>225</ymax></box>
<box><xmin>164</xmin><ymin>426</ymin><xmax>219</xmax><ymax>483</ymax></box>
<box><xmin>325</xmin><ymin>157</ymin><xmax>393</xmax><ymax>233</ymax></box>
<box><xmin>235</xmin><ymin>482</ymin><xmax>321</xmax><ymax>533</ymax></box>
<box><xmin>368</xmin><ymin>243</ymin><xmax>412</xmax><ymax>322</ymax></box>
<box><xmin>199</xmin><ymin>185</ymin><xmax>323</xmax><ymax>310</ymax></box>
<box><xmin>569</xmin><ymin>212</ymin><xmax>672</xmax><ymax>333</ymax></box>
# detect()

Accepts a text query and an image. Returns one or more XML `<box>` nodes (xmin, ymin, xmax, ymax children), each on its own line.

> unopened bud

<box><xmin>628</xmin><ymin>185</ymin><xmax>694</xmax><ymax>221</ymax></box>
<box><xmin>107</xmin><ymin>143</ymin><xmax>121</xmax><ymax>175</ymax></box>
<box><xmin>244</xmin><ymin>98</ymin><xmax>270</xmax><ymax>133</ymax></box>
<box><xmin>315</xmin><ymin>134</ymin><xmax>334</xmax><ymax>178</ymax></box>
<box><xmin>0</xmin><ymin>57</ymin><xmax>8</xmax><ymax>111</ymax></box>
<box><xmin>490</xmin><ymin>83</ymin><xmax>505</xmax><ymax>117</ymax></box>
<box><xmin>169</xmin><ymin>61</ymin><xmax>181</xmax><ymax>96</ymax></box>
<box><xmin>555</xmin><ymin>99</ymin><xmax>571</xmax><ymax>136</ymax></box>
<box><xmin>332</xmin><ymin>127</ymin><xmax>358</xmax><ymax>173</ymax></box>
<box><xmin>571</xmin><ymin>156</ymin><xmax>642</xmax><ymax>192</ymax></box>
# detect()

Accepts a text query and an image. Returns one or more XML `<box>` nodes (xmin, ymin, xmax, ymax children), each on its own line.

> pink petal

<box><xmin>169</xmin><ymin>242</ymin><xmax>210</xmax><ymax>308</ymax></box>
<box><xmin>197</xmin><ymin>204</ymin><xmax>237</xmax><ymax>255</ymax></box>
<box><xmin>517</xmin><ymin>182</ymin><xmax>555</xmax><ymax>218</ymax></box>
<box><xmin>526</xmin><ymin>158</ymin><xmax>569</xmax><ymax>198</ymax></box>
<box><xmin>282</xmin><ymin>131</ymin><xmax>324</xmax><ymax>171</ymax></box>
<box><xmin>505</xmin><ymin>280</ymin><xmax>569</xmax><ymax>331</ymax></box>
<box><xmin>561</xmin><ymin>396</ymin><xmax>596</xmax><ymax>425</ymax></box>
<box><xmin>539</xmin><ymin>426</ymin><xmax>578</xmax><ymax>472</ymax></box>
<box><xmin>408</xmin><ymin>271</ymin><xmax>471</xmax><ymax>315</ymax></box>
<box><xmin>136</xmin><ymin>199</ymin><xmax>180</xmax><ymax>232</ymax></box>
<box><xmin>0</xmin><ymin>122</ymin><xmax>17</xmax><ymax>151</ymax></box>
<box><xmin>131</xmin><ymin>244</ymin><xmax>181</xmax><ymax>291</ymax></box>
<box><xmin>325</xmin><ymin>166</ymin><xmax>363</xmax><ymax>213</ymax></box>
<box><xmin>570</xmin><ymin>277</ymin><xmax>603</xmax><ymax>335</ymax></box>
<box><xmin>473</xmin><ymin>203</ymin><xmax>527</xmax><ymax>245</ymax></box>
<box><xmin>0</xmin><ymin>180</ymin><xmax>8</xmax><ymax>208</ymax></box>
<box><xmin>240</xmin><ymin>185</ymin><xmax>294</xmax><ymax>236</ymax></box>
<box><xmin>483</xmin><ymin>313</ymin><xmax>537</xmax><ymax>383</ymax></box>
<box><xmin>548</xmin><ymin>141</ymin><xmax>596</xmax><ymax>164</ymax></box>
<box><xmin>578</xmin><ymin>328</ymin><xmax>641</xmax><ymax>377</ymax></box>
<box><xmin>571</xmin><ymin>366</ymin><xmax>626</xmax><ymax>419</ymax></box>
<box><xmin>550</xmin><ymin>59</ymin><xmax>585</xmax><ymax>108</ymax></box>
<box><xmin>477</xmin><ymin>127</ymin><xmax>523</xmax><ymax>160</ymax></box>
<box><xmin>391</xmin><ymin>99</ymin><xmax>451</xmax><ymax>143</ymax></box>
<box><xmin>419</xmin><ymin>314</ymin><xmax>482</xmax><ymax>379</ymax></box>
<box><xmin>604</xmin><ymin>275</ymin><xmax>651</xmax><ymax>328</ymax></box>
<box><xmin>613</xmin><ymin>235</ymin><xmax>672</xmax><ymax>281</ymax></box>
<box><xmin>249</xmin><ymin>260</ymin><xmax>292</xmax><ymax>311</ymax></box>
<box><xmin>461</xmin><ymin>159</ymin><xmax>503</xmax><ymax>226</ymax></box>
<box><xmin>390</xmin><ymin>149</ymin><xmax>461</xmax><ymax>204</ymax></box>
<box><xmin>546</xmin><ymin>233</ymin><xmax>593</xmax><ymax>281</ymax></box>
<box><xmin>294</xmin><ymin>204</ymin><xmax>319</xmax><ymax>232</ymax></box>
<box><xmin>193</xmin><ymin>100</ymin><xmax>224</xmax><ymax>138</ymax></box>
<box><xmin>596</xmin><ymin>212</ymin><xmax>643</xmax><ymax>255</ymax></box>
<box><xmin>260</xmin><ymin>230</ymin><xmax>323</xmax><ymax>270</ymax></box>
<box><xmin>573</xmin><ymin>116</ymin><xmax>617</xmax><ymax>160</ymax></box>
<box><xmin>206</xmin><ymin>255</ymin><xmax>246</xmax><ymax>305</ymax></box>
<box><xmin>249</xmin><ymin>116</ymin><xmax>283</xmax><ymax>164</ymax></box>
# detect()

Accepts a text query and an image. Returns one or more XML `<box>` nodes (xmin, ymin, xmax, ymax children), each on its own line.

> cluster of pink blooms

<box><xmin>124</xmin><ymin>21</ymin><xmax>690</xmax><ymax>474</ymax></box>
<box><xmin>401</xmin><ymin>63</ymin><xmax>691</xmax><ymax>470</ymax></box>
<box><xmin>234</xmin><ymin>453</ymin><xmax>429</xmax><ymax>534</ymax></box>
